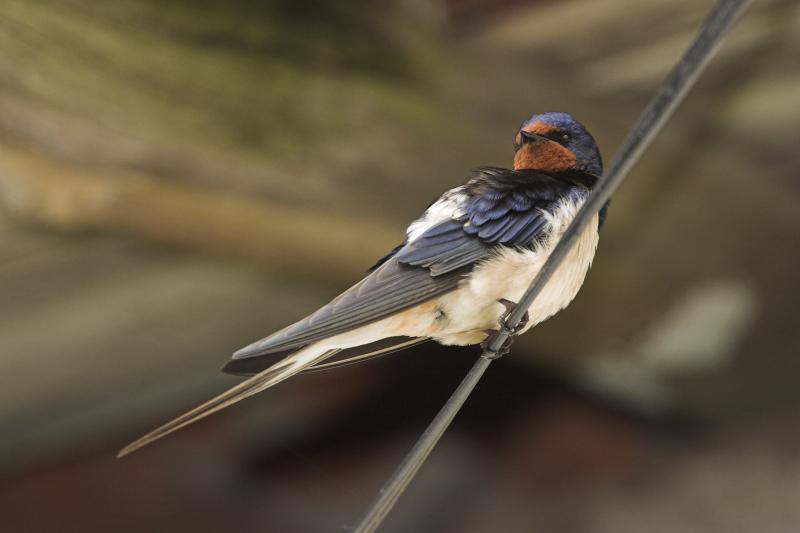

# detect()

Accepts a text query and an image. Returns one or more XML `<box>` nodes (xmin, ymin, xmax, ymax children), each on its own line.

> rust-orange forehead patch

<box><xmin>516</xmin><ymin>121</ymin><xmax>560</xmax><ymax>146</ymax></box>
<box><xmin>522</xmin><ymin>121</ymin><xmax>559</xmax><ymax>135</ymax></box>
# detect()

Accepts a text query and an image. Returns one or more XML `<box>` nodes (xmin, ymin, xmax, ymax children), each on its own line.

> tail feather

<box><xmin>222</xmin><ymin>336</ymin><xmax>429</xmax><ymax>376</ymax></box>
<box><xmin>303</xmin><ymin>337</ymin><xmax>429</xmax><ymax>373</ymax></box>
<box><xmin>117</xmin><ymin>345</ymin><xmax>338</xmax><ymax>458</ymax></box>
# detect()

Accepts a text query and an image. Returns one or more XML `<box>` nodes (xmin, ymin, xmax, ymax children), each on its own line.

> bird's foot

<box><xmin>480</xmin><ymin>299</ymin><xmax>529</xmax><ymax>360</ymax></box>
<box><xmin>498</xmin><ymin>298</ymin><xmax>529</xmax><ymax>332</ymax></box>
<box><xmin>480</xmin><ymin>330</ymin><xmax>513</xmax><ymax>359</ymax></box>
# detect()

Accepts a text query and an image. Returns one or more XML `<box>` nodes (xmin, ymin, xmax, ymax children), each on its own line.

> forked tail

<box><xmin>117</xmin><ymin>345</ymin><xmax>337</xmax><ymax>458</ymax></box>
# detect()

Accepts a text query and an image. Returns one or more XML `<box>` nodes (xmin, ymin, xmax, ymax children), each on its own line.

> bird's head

<box><xmin>513</xmin><ymin>112</ymin><xmax>602</xmax><ymax>176</ymax></box>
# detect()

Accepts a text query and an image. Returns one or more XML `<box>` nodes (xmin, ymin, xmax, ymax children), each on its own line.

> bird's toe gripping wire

<box><xmin>480</xmin><ymin>298</ymin><xmax>529</xmax><ymax>360</ymax></box>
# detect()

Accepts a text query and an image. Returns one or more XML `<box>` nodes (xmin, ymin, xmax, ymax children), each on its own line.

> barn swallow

<box><xmin>118</xmin><ymin>111</ymin><xmax>606</xmax><ymax>457</ymax></box>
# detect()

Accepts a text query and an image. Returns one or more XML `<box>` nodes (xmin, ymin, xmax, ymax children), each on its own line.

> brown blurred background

<box><xmin>1</xmin><ymin>0</ymin><xmax>799</xmax><ymax>531</ymax></box>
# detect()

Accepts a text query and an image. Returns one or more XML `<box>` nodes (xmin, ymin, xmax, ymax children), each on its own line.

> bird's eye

<box><xmin>561</xmin><ymin>133</ymin><xmax>571</xmax><ymax>142</ymax></box>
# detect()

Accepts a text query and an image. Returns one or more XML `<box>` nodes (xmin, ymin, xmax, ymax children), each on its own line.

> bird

<box><xmin>118</xmin><ymin>111</ymin><xmax>607</xmax><ymax>457</ymax></box>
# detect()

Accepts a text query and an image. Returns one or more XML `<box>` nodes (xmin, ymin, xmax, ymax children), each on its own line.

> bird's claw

<box><xmin>497</xmin><ymin>298</ymin><xmax>529</xmax><ymax>333</ymax></box>
<box><xmin>480</xmin><ymin>299</ymin><xmax>529</xmax><ymax>360</ymax></box>
<box><xmin>480</xmin><ymin>330</ymin><xmax>514</xmax><ymax>359</ymax></box>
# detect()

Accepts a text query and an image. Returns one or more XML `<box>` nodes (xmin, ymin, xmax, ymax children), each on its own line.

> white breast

<box><xmin>348</xmin><ymin>191</ymin><xmax>600</xmax><ymax>348</ymax></box>
<box><xmin>432</xmin><ymin>193</ymin><xmax>600</xmax><ymax>345</ymax></box>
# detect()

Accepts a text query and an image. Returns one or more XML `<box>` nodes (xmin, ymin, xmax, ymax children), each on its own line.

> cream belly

<box><xmin>312</xmin><ymin>196</ymin><xmax>600</xmax><ymax>351</ymax></box>
<box><xmin>432</xmin><ymin>203</ymin><xmax>600</xmax><ymax>345</ymax></box>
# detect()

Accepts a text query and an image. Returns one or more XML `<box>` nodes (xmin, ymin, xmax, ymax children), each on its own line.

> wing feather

<box><xmin>232</xmin><ymin>259</ymin><xmax>464</xmax><ymax>359</ymax></box>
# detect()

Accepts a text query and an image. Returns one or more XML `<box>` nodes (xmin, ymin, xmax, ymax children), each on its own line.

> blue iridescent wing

<box><xmin>395</xmin><ymin>167</ymin><xmax>583</xmax><ymax>276</ymax></box>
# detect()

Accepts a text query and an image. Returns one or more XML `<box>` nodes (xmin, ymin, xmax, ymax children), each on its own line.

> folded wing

<box><xmin>230</xmin><ymin>167</ymin><xmax>591</xmax><ymax>364</ymax></box>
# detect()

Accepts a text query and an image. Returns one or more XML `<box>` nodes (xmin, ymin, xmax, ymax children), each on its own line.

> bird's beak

<box><xmin>519</xmin><ymin>130</ymin><xmax>549</xmax><ymax>145</ymax></box>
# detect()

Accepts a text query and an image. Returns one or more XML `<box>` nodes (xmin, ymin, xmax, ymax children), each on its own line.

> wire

<box><xmin>352</xmin><ymin>0</ymin><xmax>754</xmax><ymax>531</ymax></box>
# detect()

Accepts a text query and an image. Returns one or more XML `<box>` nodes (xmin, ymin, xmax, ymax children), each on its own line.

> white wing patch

<box><xmin>406</xmin><ymin>187</ymin><xmax>467</xmax><ymax>241</ymax></box>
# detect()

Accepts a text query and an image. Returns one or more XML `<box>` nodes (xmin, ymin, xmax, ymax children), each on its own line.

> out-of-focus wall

<box><xmin>1</xmin><ymin>0</ymin><xmax>799</xmax><ymax>531</ymax></box>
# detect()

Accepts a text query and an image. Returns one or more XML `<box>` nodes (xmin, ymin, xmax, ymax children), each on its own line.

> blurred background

<box><xmin>1</xmin><ymin>0</ymin><xmax>799</xmax><ymax>531</ymax></box>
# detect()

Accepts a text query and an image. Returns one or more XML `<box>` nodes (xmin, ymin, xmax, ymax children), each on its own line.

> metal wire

<box><xmin>353</xmin><ymin>1</ymin><xmax>753</xmax><ymax>531</ymax></box>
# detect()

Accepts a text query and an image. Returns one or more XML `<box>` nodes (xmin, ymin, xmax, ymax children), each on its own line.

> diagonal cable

<box><xmin>353</xmin><ymin>0</ymin><xmax>754</xmax><ymax>531</ymax></box>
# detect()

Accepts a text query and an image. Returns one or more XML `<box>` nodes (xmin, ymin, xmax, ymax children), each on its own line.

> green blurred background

<box><xmin>1</xmin><ymin>0</ymin><xmax>799</xmax><ymax>531</ymax></box>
